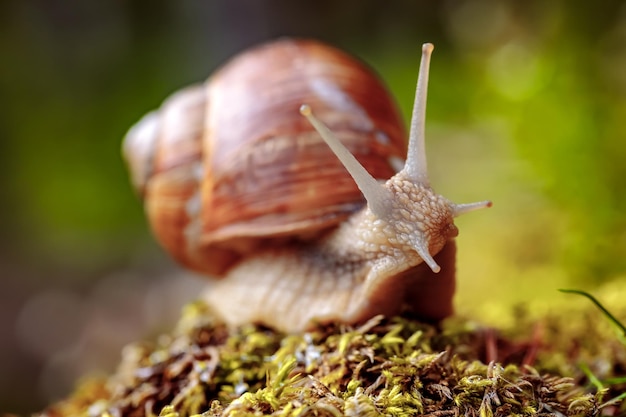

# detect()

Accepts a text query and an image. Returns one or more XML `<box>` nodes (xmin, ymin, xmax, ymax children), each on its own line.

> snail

<box><xmin>123</xmin><ymin>38</ymin><xmax>491</xmax><ymax>333</ymax></box>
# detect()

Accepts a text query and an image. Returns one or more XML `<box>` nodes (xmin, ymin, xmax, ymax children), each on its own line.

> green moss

<box><xmin>39</xmin><ymin>296</ymin><xmax>625</xmax><ymax>417</ymax></box>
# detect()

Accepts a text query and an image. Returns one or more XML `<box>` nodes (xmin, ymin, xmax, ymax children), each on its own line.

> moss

<box><xmin>39</xmin><ymin>295</ymin><xmax>625</xmax><ymax>417</ymax></box>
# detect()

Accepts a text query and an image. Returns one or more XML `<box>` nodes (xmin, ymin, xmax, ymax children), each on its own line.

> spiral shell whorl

<box><xmin>123</xmin><ymin>39</ymin><xmax>408</xmax><ymax>277</ymax></box>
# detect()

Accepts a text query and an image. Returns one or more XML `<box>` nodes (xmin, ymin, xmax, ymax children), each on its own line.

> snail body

<box><xmin>124</xmin><ymin>39</ymin><xmax>490</xmax><ymax>332</ymax></box>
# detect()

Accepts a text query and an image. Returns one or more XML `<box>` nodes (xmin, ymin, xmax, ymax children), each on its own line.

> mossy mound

<box><xmin>40</xmin><ymin>298</ymin><xmax>625</xmax><ymax>417</ymax></box>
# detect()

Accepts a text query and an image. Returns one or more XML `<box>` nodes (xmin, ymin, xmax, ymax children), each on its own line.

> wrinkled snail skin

<box><xmin>205</xmin><ymin>191</ymin><xmax>460</xmax><ymax>332</ymax></box>
<box><xmin>124</xmin><ymin>38</ymin><xmax>491</xmax><ymax>333</ymax></box>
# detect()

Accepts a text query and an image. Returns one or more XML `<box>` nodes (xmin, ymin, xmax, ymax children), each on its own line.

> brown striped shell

<box><xmin>123</xmin><ymin>39</ymin><xmax>407</xmax><ymax>276</ymax></box>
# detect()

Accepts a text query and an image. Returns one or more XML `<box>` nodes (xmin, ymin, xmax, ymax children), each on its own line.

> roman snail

<box><xmin>123</xmin><ymin>38</ymin><xmax>491</xmax><ymax>333</ymax></box>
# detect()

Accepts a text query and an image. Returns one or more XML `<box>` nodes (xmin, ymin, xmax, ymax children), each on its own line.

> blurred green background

<box><xmin>1</xmin><ymin>0</ymin><xmax>625</xmax><ymax>414</ymax></box>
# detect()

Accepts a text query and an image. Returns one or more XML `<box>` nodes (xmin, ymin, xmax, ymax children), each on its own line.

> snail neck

<box><xmin>320</xmin><ymin>174</ymin><xmax>456</xmax><ymax>276</ymax></box>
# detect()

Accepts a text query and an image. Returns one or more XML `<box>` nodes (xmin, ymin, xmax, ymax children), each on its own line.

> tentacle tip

<box><xmin>299</xmin><ymin>104</ymin><xmax>312</xmax><ymax>116</ymax></box>
<box><xmin>452</xmin><ymin>200</ymin><xmax>493</xmax><ymax>217</ymax></box>
<box><xmin>422</xmin><ymin>43</ymin><xmax>434</xmax><ymax>55</ymax></box>
<box><xmin>414</xmin><ymin>243</ymin><xmax>441</xmax><ymax>273</ymax></box>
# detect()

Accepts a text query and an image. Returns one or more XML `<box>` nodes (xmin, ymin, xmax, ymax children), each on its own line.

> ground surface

<box><xmin>39</xmin><ymin>294</ymin><xmax>625</xmax><ymax>417</ymax></box>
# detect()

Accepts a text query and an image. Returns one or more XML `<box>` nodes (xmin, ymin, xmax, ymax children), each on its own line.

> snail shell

<box><xmin>124</xmin><ymin>38</ymin><xmax>490</xmax><ymax>332</ymax></box>
<box><xmin>124</xmin><ymin>39</ymin><xmax>406</xmax><ymax>276</ymax></box>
